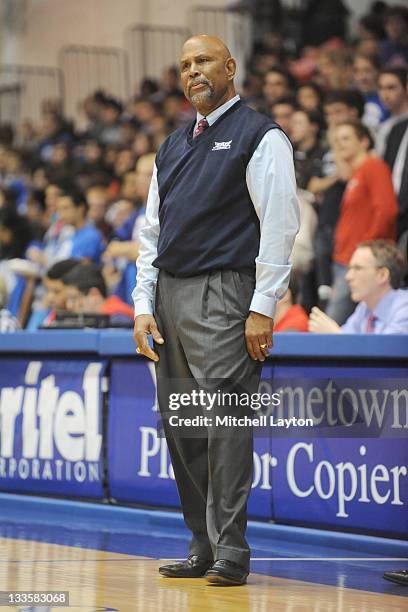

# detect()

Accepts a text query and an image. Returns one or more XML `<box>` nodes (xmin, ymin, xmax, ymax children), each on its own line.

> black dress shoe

<box><xmin>159</xmin><ymin>555</ymin><xmax>213</xmax><ymax>577</ymax></box>
<box><xmin>205</xmin><ymin>559</ymin><xmax>248</xmax><ymax>585</ymax></box>
<box><xmin>383</xmin><ymin>569</ymin><xmax>408</xmax><ymax>586</ymax></box>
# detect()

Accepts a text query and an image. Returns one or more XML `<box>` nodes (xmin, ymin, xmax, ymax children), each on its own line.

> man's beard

<box><xmin>189</xmin><ymin>79</ymin><xmax>215</xmax><ymax>105</ymax></box>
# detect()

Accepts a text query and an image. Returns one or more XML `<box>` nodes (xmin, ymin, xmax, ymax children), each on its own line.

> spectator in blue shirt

<box><xmin>380</xmin><ymin>6</ymin><xmax>408</xmax><ymax>67</ymax></box>
<box><xmin>353</xmin><ymin>53</ymin><xmax>389</xmax><ymax>129</ymax></box>
<box><xmin>55</xmin><ymin>186</ymin><xmax>105</xmax><ymax>263</ymax></box>
<box><xmin>308</xmin><ymin>240</ymin><xmax>408</xmax><ymax>334</ymax></box>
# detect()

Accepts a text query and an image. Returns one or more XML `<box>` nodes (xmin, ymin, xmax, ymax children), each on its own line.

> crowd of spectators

<box><xmin>0</xmin><ymin>2</ymin><xmax>408</xmax><ymax>333</ymax></box>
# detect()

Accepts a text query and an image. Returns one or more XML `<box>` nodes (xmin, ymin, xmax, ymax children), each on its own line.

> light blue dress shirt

<box><xmin>133</xmin><ymin>95</ymin><xmax>299</xmax><ymax>319</ymax></box>
<box><xmin>341</xmin><ymin>289</ymin><xmax>408</xmax><ymax>334</ymax></box>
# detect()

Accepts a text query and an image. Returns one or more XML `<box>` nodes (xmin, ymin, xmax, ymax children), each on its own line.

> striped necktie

<box><xmin>366</xmin><ymin>313</ymin><xmax>376</xmax><ymax>333</ymax></box>
<box><xmin>193</xmin><ymin>118</ymin><xmax>209</xmax><ymax>139</ymax></box>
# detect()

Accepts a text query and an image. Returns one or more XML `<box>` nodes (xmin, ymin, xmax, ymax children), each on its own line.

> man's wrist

<box><xmin>134</xmin><ymin>298</ymin><xmax>154</xmax><ymax>318</ymax></box>
<box><xmin>249</xmin><ymin>292</ymin><xmax>276</xmax><ymax>319</ymax></box>
<box><xmin>249</xmin><ymin>310</ymin><xmax>274</xmax><ymax>322</ymax></box>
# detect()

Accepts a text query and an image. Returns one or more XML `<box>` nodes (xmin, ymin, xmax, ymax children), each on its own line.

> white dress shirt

<box><xmin>392</xmin><ymin>123</ymin><xmax>408</xmax><ymax>195</ymax></box>
<box><xmin>375</xmin><ymin>111</ymin><xmax>408</xmax><ymax>157</ymax></box>
<box><xmin>133</xmin><ymin>95</ymin><xmax>299</xmax><ymax>319</ymax></box>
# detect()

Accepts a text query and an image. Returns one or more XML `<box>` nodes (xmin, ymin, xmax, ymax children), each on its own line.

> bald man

<box><xmin>133</xmin><ymin>36</ymin><xmax>299</xmax><ymax>585</ymax></box>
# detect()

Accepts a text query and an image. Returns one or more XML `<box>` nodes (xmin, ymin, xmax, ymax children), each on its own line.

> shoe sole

<box><xmin>206</xmin><ymin>574</ymin><xmax>247</xmax><ymax>586</ymax></box>
<box><xmin>383</xmin><ymin>575</ymin><xmax>408</xmax><ymax>586</ymax></box>
<box><xmin>159</xmin><ymin>569</ymin><xmax>209</xmax><ymax>578</ymax></box>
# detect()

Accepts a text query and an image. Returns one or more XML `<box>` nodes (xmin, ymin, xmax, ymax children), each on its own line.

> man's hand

<box><xmin>308</xmin><ymin>307</ymin><xmax>342</xmax><ymax>334</ymax></box>
<box><xmin>134</xmin><ymin>314</ymin><xmax>164</xmax><ymax>362</ymax></box>
<box><xmin>245</xmin><ymin>311</ymin><xmax>274</xmax><ymax>361</ymax></box>
<box><xmin>26</xmin><ymin>246</ymin><xmax>46</xmax><ymax>265</ymax></box>
<box><xmin>105</xmin><ymin>240</ymin><xmax>126</xmax><ymax>259</ymax></box>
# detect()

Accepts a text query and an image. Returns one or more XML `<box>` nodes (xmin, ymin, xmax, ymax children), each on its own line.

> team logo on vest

<box><xmin>212</xmin><ymin>140</ymin><xmax>232</xmax><ymax>151</ymax></box>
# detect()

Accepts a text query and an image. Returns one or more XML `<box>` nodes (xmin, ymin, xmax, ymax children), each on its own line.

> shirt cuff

<box><xmin>134</xmin><ymin>298</ymin><xmax>154</xmax><ymax>317</ymax></box>
<box><xmin>249</xmin><ymin>291</ymin><xmax>277</xmax><ymax>319</ymax></box>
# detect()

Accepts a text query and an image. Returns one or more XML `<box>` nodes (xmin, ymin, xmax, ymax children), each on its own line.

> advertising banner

<box><xmin>0</xmin><ymin>358</ymin><xmax>106</xmax><ymax>498</ymax></box>
<box><xmin>107</xmin><ymin>359</ymin><xmax>273</xmax><ymax>518</ymax></box>
<box><xmin>267</xmin><ymin>364</ymin><xmax>408</xmax><ymax>535</ymax></box>
<box><xmin>108</xmin><ymin>360</ymin><xmax>408</xmax><ymax>533</ymax></box>
<box><xmin>108</xmin><ymin>359</ymin><xmax>179</xmax><ymax>507</ymax></box>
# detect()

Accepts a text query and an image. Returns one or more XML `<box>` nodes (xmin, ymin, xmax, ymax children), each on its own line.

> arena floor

<box><xmin>0</xmin><ymin>494</ymin><xmax>406</xmax><ymax>611</ymax></box>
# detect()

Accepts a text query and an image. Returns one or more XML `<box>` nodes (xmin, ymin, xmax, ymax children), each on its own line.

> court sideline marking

<box><xmin>159</xmin><ymin>557</ymin><xmax>408</xmax><ymax>561</ymax></box>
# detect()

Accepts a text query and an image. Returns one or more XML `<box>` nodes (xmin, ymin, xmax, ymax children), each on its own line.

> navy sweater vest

<box><xmin>153</xmin><ymin>100</ymin><xmax>280</xmax><ymax>276</ymax></box>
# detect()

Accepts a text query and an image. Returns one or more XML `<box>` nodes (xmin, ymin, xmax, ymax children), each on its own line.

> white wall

<box><xmin>1</xmin><ymin>0</ymin><xmax>226</xmax><ymax>68</ymax></box>
<box><xmin>343</xmin><ymin>0</ymin><xmax>396</xmax><ymax>37</ymax></box>
<box><xmin>1</xmin><ymin>0</ymin><xmax>400</xmax><ymax>68</ymax></box>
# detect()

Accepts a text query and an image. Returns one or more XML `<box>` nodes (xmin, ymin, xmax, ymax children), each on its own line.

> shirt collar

<box><xmin>364</xmin><ymin>289</ymin><xmax>397</xmax><ymax>322</ymax></box>
<box><xmin>195</xmin><ymin>94</ymin><xmax>240</xmax><ymax>127</ymax></box>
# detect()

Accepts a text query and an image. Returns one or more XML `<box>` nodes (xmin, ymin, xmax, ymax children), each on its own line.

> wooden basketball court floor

<box><xmin>0</xmin><ymin>494</ymin><xmax>406</xmax><ymax>612</ymax></box>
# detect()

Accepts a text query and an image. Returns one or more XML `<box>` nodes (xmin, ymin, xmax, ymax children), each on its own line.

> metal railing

<box><xmin>59</xmin><ymin>45</ymin><xmax>129</xmax><ymax>119</ymax></box>
<box><xmin>189</xmin><ymin>6</ymin><xmax>252</xmax><ymax>87</ymax></box>
<box><xmin>0</xmin><ymin>83</ymin><xmax>21</xmax><ymax>126</ymax></box>
<box><xmin>125</xmin><ymin>24</ymin><xmax>191</xmax><ymax>96</ymax></box>
<box><xmin>0</xmin><ymin>64</ymin><xmax>63</xmax><ymax>125</ymax></box>
<box><xmin>0</xmin><ymin>12</ymin><xmax>257</xmax><ymax>126</ymax></box>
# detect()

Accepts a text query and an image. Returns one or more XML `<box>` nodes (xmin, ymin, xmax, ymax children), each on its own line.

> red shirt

<box><xmin>275</xmin><ymin>304</ymin><xmax>309</xmax><ymax>332</ymax></box>
<box><xmin>334</xmin><ymin>156</ymin><xmax>398</xmax><ymax>265</ymax></box>
<box><xmin>100</xmin><ymin>295</ymin><xmax>134</xmax><ymax>319</ymax></box>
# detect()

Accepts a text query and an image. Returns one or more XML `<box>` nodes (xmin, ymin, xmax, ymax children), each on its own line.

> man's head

<box><xmin>333</xmin><ymin>120</ymin><xmax>374</xmax><ymax>163</ymax></box>
<box><xmin>384</xmin><ymin>6</ymin><xmax>408</xmax><ymax>44</ymax></box>
<box><xmin>163</xmin><ymin>93</ymin><xmax>185</xmax><ymax>121</ymax></box>
<box><xmin>84</xmin><ymin>139</ymin><xmax>103</xmax><ymax>163</ymax></box>
<box><xmin>180</xmin><ymin>35</ymin><xmax>236</xmax><ymax>115</ymax></box>
<box><xmin>162</xmin><ymin>65</ymin><xmax>180</xmax><ymax>92</ymax></box>
<box><xmin>263</xmin><ymin>67</ymin><xmax>292</xmax><ymax>105</ymax></box>
<box><xmin>378</xmin><ymin>68</ymin><xmax>408</xmax><ymax>114</ymax></box>
<box><xmin>270</xmin><ymin>96</ymin><xmax>298</xmax><ymax>134</ymax></box>
<box><xmin>114</xmin><ymin>148</ymin><xmax>136</xmax><ymax>178</ymax></box>
<box><xmin>242</xmin><ymin>71</ymin><xmax>264</xmax><ymax>100</ymax></box>
<box><xmin>100</xmin><ymin>97</ymin><xmax>122</xmax><ymax>125</ymax></box>
<box><xmin>85</xmin><ymin>185</ymin><xmax>109</xmax><ymax>224</ymax></box>
<box><xmin>134</xmin><ymin>153</ymin><xmax>155</xmax><ymax>203</ymax></box>
<box><xmin>353</xmin><ymin>53</ymin><xmax>382</xmax><ymax>94</ymax></box>
<box><xmin>290</xmin><ymin>109</ymin><xmax>322</xmax><ymax>147</ymax></box>
<box><xmin>62</xmin><ymin>263</ymin><xmax>107</xmax><ymax>314</ymax></box>
<box><xmin>345</xmin><ymin>240</ymin><xmax>404</xmax><ymax>306</ymax></box>
<box><xmin>56</xmin><ymin>187</ymin><xmax>87</xmax><ymax>227</ymax></box>
<box><xmin>44</xmin><ymin>258</ymin><xmax>79</xmax><ymax>310</ymax></box>
<box><xmin>45</xmin><ymin>182</ymin><xmax>63</xmax><ymax>216</ymax></box>
<box><xmin>317</xmin><ymin>49</ymin><xmax>353</xmax><ymax>89</ymax></box>
<box><xmin>296</xmin><ymin>83</ymin><xmax>323</xmax><ymax>113</ymax></box>
<box><xmin>131</xmin><ymin>99</ymin><xmax>157</xmax><ymax>124</ymax></box>
<box><xmin>323</xmin><ymin>90</ymin><xmax>365</xmax><ymax>128</ymax></box>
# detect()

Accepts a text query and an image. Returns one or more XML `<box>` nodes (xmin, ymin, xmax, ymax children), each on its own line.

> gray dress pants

<box><xmin>154</xmin><ymin>269</ymin><xmax>262</xmax><ymax>570</ymax></box>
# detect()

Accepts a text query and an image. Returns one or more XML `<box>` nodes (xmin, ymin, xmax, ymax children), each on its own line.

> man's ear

<box><xmin>378</xmin><ymin>266</ymin><xmax>390</xmax><ymax>284</ymax></box>
<box><xmin>225</xmin><ymin>57</ymin><xmax>236</xmax><ymax>80</ymax></box>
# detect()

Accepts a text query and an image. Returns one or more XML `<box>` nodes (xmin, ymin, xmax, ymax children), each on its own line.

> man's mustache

<box><xmin>189</xmin><ymin>79</ymin><xmax>212</xmax><ymax>94</ymax></box>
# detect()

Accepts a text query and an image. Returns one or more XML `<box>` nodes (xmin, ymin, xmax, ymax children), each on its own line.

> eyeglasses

<box><xmin>347</xmin><ymin>265</ymin><xmax>383</xmax><ymax>272</ymax></box>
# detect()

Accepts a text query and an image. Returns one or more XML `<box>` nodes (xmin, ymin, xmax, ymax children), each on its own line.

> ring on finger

<box><xmin>259</xmin><ymin>343</ymin><xmax>267</xmax><ymax>349</ymax></box>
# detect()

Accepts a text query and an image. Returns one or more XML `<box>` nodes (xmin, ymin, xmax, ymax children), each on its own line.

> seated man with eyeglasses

<box><xmin>308</xmin><ymin>239</ymin><xmax>408</xmax><ymax>334</ymax></box>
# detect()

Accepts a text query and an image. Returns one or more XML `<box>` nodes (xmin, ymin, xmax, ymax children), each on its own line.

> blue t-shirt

<box><xmin>114</xmin><ymin>210</ymin><xmax>139</xmax><ymax>241</ymax></box>
<box><xmin>71</xmin><ymin>223</ymin><xmax>105</xmax><ymax>263</ymax></box>
<box><xmin>363</xmin><ymin>92</ymin><xmax>389</xmax><ymax>129</ymax></box>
